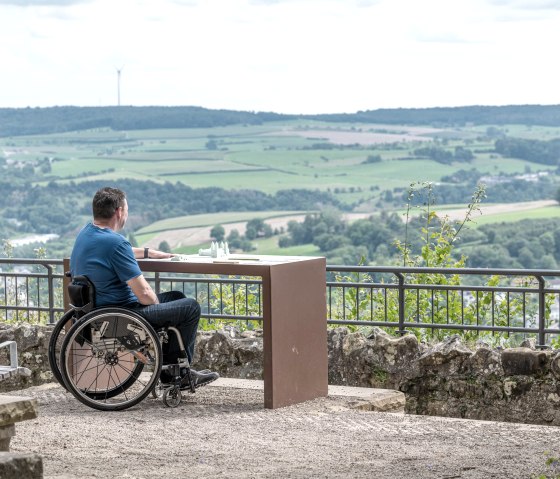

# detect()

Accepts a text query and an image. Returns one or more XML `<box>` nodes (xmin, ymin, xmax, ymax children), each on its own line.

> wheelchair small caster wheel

<box><xmin>151</xmin><ymin>379</ymin><xmax>165</xmax><ymax>399</ymax></box>
<box><xmin>163</xmin><ymin>387</ymin><xmax>182</xmax><ymax>408</ymax></box>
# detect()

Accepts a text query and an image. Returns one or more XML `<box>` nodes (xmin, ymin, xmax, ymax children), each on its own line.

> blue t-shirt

<box><xmin>70</xmin><ymin>223</ymin><xmax>142</xmax><ymax>307</ymax></box>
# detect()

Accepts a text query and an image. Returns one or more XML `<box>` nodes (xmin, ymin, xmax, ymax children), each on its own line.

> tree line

<box><xmin>3</xmin><ymin>104</ymin><xmax>560</xmax><ymax>137</ymax></box>
<box><xmin>395</xmin><ymin>175</ymin><xmax>558</xmax><ymax>205</ymax></box>
<box><xmin>0</xmin><ymin>106</ymin><xmax>292</xmax><ymax>137</ymax></box>
<box><xmin>494</xmin><ymin>137</ymin><xmax>560</xmax><ymax>165</ymax></box>
<box><xmin>311</xmin><ymin>104</ymin><xmax>560</xmax><ymax>127</ymax></box>
<box><xmin>0</xmin><ymin>178</ymin><xmax>342</xmax><ymax>241</ymax></box>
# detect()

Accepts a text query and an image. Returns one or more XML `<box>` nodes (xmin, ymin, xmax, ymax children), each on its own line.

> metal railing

<box><xmin>327</xmin><ymin>266</ymin><xmax>560</xmax><ymax>347</ymax></box>
<box><xmin>2</xmin><ymin>259</ymin><xmax>560</xmax><ymax>346</ymax></box>
<box><xmin>151</xmin><ymin>272</ymin><xmax>262</xmax><ymax>324</ymax></box>
<box><xmin>0</xmin><ymin>258</ymin><xmax>263</xmax><ymax>326</ymax></box>
<box><xmin>0</xmin><ymin>259</ymin><xmax>65</xmax><ymax>324</ymax></box>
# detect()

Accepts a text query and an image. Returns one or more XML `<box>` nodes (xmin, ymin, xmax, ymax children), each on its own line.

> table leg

<box><xmin>263</xmin><ymin>258</ymin><xmax>328</xmax><ymax>408</ymax></box>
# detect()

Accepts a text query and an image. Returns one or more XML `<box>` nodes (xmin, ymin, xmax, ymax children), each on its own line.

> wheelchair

<box><xmin>48</xmin><ymin>274</ymin><xmax>196</xmax><ymax>411</ymax></box>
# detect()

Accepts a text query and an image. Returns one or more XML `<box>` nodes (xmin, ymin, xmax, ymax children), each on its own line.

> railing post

<box><xmin>63</xmin><ymin>258</ymin><xmax>71</xmax><ymax>313</ymax></box>
<box><xmin>396</xmin><ymin>272</ymin><xmax>406</xmax><ymax>336</ymax></box>
<box><xmin>45</xmin><ymin>264</ymin><xmax>55</xmax><ymax>325</ymax></box>
<box><xmin>537</xmin><ymin>276</ymin><xmax>547</xmax><ymax>349</ymax></box>
<box><xmin>154</xmin><ymin>272</ymin><xmax>161</xmax><ymax>294</ymax></box>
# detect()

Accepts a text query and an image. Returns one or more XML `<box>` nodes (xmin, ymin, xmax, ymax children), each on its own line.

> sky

<box><xmin>1</xmin><ymin>0</ymin><xmax>560</xmax><ymax>114</ymax></box>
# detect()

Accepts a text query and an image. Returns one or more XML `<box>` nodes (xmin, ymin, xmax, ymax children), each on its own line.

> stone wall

<box><xmin>0</xmin><ymin>323</ymin><xmax>52</xmax><ymax>392</ymax></box>
<box><xmin>326</xmin><ymin>327</ymin><xmax>560</xmax><ymax>426</ymax></box>
<box><xmin>2</xmin><ymin>322</ymin><xmax>560</xmax><ymax>426</ymax></box>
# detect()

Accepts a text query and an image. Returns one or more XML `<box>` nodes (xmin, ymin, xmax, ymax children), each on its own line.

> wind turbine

<box><xmin>116</xmin><ymin>66</ymin><xmax>124</xmax><ymax>106</ymax></box>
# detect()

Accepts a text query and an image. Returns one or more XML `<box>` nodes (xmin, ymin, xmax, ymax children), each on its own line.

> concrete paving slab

<box><xmin>0</xmin><ymin>395</ymin><xmax>38</xmax><ymax>426</ymax></box>
<box><xmin>209</xmin><ymin>378</ymin><xmax>406</xmax><ymax>412</ymax></box>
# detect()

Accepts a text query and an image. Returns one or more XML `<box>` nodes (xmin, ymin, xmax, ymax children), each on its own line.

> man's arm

<box><xmin>132</xmin><ymin>247</ymin><xmax>174</xmax><ymax>260</ymax></box>
<box><xmin>127</xmin><ymin>275</ymin><xmax>159</xmax><ymax>305</ymax></box>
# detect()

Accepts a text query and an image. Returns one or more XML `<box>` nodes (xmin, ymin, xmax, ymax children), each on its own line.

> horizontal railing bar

<box><xmin>0</xmin><ymin>273</ymin><xmax>64</xmax><ymax>280</ymax></box>
<box><xmin>326</xmin><ymin>281</ymin><xmax>554</xmax><ymax>294</ymax></box>
<box><xmin>150</xmin><ymin>276</ymin><xmax>261</xmax><ymax>285</ymax></box>
<box><xmin>327</xmin><ymin>265</ymin><xmax>560</xmax><ymax>277</ymax></box>
<box><xmin>202</xmin><ymin>314</ymin><xmax>263</xmax><ymax>321</ymax></box>
<box><xmin>0</xmin><ymin>259</ymin><xmax>557</xmax><ymax>277</ymax></box>
<box><xmin>0</xmin><ymin>259</ymin><xmax>64</xmax><ymax>265</ymax></box>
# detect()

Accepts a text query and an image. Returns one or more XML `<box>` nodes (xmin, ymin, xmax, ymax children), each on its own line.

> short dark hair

<box><xmin>92</xmin><ymin>187</ymin><xmax>126</xmax><ymax>220</ymax></box>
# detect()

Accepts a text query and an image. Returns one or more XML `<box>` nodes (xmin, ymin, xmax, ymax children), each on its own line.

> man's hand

<box><xmin>127</xmin><ymin>275</ymin><xmax>159</xmax><ymax>305</ymax></box>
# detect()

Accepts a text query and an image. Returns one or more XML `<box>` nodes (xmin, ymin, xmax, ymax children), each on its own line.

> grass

<box><xmin>250</xmin><ymin>236</ymin><xmax>322</xmax><ymax>256</ymax></box>
<box><xmin>472</xmin><ymin>205</ymin><xmax>560</xmax><ymax>226</ymax></box>
<box><xmin>396</xmin><ymin>202</ymin><xmax>560</xmax><ymax>227</ymax></box>
<box><xmin>6</xmin><ymin>120</ymin><xmax>559</xmax><ymax>206</ymax></box>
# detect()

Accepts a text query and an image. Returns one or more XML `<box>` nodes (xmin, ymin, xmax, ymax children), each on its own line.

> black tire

<box><xmin>163</xmin><ymin>387</ymin><xmax>182</xmax><ymax>407</ymax></box>
<box><xmin>48</xmin><ymin>309</ymin><xmax>76</xmax><ymax>389</ymax></box>
<box><xmin>49</xmin><ymin>309</ymin><xmax>144</xmax><ymax>400</ymax></box>
<box><xmin>60</xmin><ymin>308</ymin><xmax>162</xmax><ymax>411</ymax></box>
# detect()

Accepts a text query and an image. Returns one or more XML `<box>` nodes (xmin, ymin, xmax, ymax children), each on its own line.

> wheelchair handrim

<box><xmin>60</xmin><ymin>309</ymin><xmax>162</xmax><ymax>411</ymax></box>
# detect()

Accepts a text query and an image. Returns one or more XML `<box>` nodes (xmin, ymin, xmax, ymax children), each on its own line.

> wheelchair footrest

<box><xmin>160</xmin><ymin>365</ymin><xmax>196</xmax><ymax>393</ymax></box>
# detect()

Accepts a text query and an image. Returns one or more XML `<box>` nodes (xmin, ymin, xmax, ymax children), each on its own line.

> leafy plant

<box><xmin>327</xmin><ymin>182</ymin><xmax>556</xmax><ymax>347</ymax></box>
<box><xmin>532</xmin><ymin>452</ymin><xmax>560</xmax><ymax>479</ymax></box>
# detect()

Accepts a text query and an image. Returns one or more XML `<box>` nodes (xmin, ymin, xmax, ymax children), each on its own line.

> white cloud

<box><xmin>486</xmin><ymin>0</ymin><xmax>560</xmax><ymax>9</ymax></box>
<box><xmin>0</xmin><ymin>0</ymin><xmax>90</xmax><ymax>5</ymax></box>
<box><xmin>0</xmin><ymin>0</ymin><xmax>559</xmax><ymax>113</ymax></box>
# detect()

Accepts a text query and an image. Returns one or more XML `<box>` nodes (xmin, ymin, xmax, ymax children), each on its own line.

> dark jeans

<box><xmin>129</xmin><ymin>291</ymin><xmax>200</xmax><ymax>364</ymax></box>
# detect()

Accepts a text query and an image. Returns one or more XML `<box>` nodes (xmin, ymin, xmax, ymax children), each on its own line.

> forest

<box><xmin>2</xmin><ymin>104</ymin><xmax>560</xmax><ymax>137</ymax></box>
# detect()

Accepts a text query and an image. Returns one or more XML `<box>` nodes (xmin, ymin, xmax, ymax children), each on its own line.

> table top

<box><xmin>137</xmin><ymin>254</ymin><xmax>325</xmax><ymax>275</ymax></box>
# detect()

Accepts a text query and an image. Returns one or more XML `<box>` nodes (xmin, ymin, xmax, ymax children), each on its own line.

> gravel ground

<box><xmin>6</xmin><ymin>382</ymin><xmax>560</xmax><ymax>479</ymax></box>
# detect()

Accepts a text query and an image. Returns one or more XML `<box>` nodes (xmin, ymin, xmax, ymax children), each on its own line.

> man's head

<box><xmin>92</xmin><ymin>187</ymin><xmax>128</xmax><ymax>230</ymax></box>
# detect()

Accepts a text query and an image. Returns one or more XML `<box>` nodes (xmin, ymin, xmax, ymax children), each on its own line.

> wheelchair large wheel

<box><xmin>49</xmin><ymin>309</ymin><xmax>144</xmax><ymax>400</ymax></box>
<box><xmin>60</xmin><ymin>308</ymin><xmax>162</xmax><ymax>411</ymax></box>
<box><xmin>48</xmin><ymin>309</ymin><xmax>76</xmax><ymax>389</ymax></box>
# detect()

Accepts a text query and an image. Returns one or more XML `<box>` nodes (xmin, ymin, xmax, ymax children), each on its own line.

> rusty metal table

<box><xmin>136</xmin><ymin>255</ymin><xmax>327</xmax><ymax>409</ymax></box>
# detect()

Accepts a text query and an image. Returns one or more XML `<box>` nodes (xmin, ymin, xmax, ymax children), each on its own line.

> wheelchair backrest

<box><xmin>67</xmin><ymin>274</ymin><xmax>96</xmax><ymax>318</ymax></box>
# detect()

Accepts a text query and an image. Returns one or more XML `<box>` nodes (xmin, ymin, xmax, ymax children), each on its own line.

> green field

<box><xmin>472</xmin><ymin>204</ymin><xmax>560</xmax><ymax>226</ymax></box>
<box><xmin>5</xmin><ymin>120</ymin><xmax>556</xmax><ymax>208</ymax></box>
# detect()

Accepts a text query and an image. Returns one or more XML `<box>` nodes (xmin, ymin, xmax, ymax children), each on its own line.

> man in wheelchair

<box><xmin>70</xmin><ymin>186</ymin><xmax>219</xmax><ymax>391</ymax></box>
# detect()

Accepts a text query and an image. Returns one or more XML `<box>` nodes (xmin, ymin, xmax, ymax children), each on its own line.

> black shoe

<box><xmin>180</xmin><ymin>369</ymin><xmax>219</xmax><ymax>390</ymax></box>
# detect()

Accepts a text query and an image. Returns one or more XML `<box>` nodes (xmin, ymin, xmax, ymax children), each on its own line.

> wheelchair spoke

<box><xmin>60</xmin><ymin>308</ymin><xmax>162</xmax><ymax>411</ymax></box>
